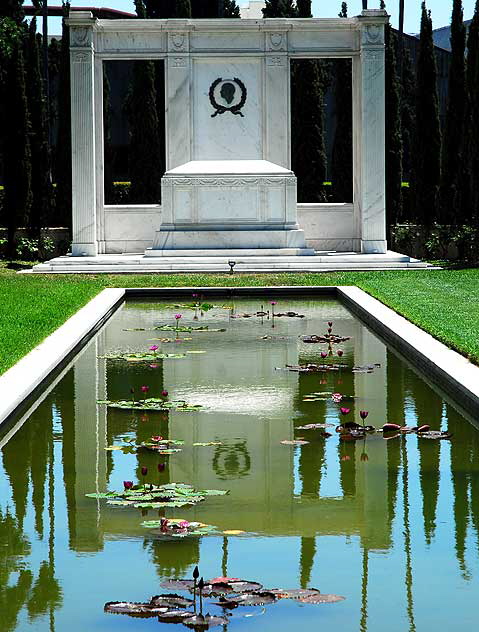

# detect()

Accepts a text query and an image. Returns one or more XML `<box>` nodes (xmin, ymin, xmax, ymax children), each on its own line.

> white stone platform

<box><xmin>147</xmin><ymin>160</ymin><xmax>314</xmax><ymax>256</ymax></box>
<box><xmin>29</xmin><ymin>251</ymin><xmax>434</xmax><ymax>274</ymax></box>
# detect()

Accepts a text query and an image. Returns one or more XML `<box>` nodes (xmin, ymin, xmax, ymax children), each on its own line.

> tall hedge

<box><xmin>26</xmin><ymin>18</ymin><xmax>53</xmax><ymax>236</ymax></box>
<box><xmin>3</xmin><ymin>35</ymin><xmax>32</xmax><ymax>255</ymax></box>
<box><xmin>441</xmin><ymin>0</ymin><xmax>466</xmax><ymax>224</ymax></box>
<box><xmin>55</xmin><ymin>1</ymin><xmax>72</xmax><ymax>229</ymax></box>
<box><xmin>384</xmin><ymin>22</ymin><xmax>403</xmax><ymax>225</ymax></box>
<box><xmin>413</xmin><ymin>1</ymin><xmax>441</xmax><ymax>226</ymax></box>
<box><xmin>464</xmin><ymin>0</ymin><xmax>479</xmax><ymax>221</ymax></box>
<box><xmin>331</xmin><ymin>3</ymin><xmax>353</xmax><ymax>202</ymax></box>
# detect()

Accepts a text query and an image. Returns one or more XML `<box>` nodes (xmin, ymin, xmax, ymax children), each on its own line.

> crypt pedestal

<box><xmin>145</xmin><ymin>160</ymin><xmax>314</xmax><ymax>256</ymax></box>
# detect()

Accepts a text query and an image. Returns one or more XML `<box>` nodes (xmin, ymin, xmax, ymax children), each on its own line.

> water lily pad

<box><xmin>214</xmin><ymin>591</ymin><xmax>276</xmax><ymax>608</ymax></box>
<box><xmin>200</xmin><ymin>580</ymin><xmax>263</xmax><ymax>597</ymax></box>
<box><xmin>160</xmin><ymin>579</ymin><xmax>196</xmax><ymax>591</ymax></box>
<box><xmin>150</xmin><ymin>594</ymin><xmax>194</xmax><ymax>608</ymax></box>
<box><xmin>267</xmin><ymin>588</ymin><xmax>321</xmax><ymax>600</ymax></box>
<box><xmin>296</xmin><ymin>423</ymin><xmax>334</xmax><ymax>430</ymax></box>
<box><xmin>193</xmin><ymin>442</ymin><xmax>223</xmax><ymax>446</ymax></box>
<box><xmin>223</xmin><ymin>530</ymin><xmax>245</xmax><ymax>535</ymax></box>
<box><xmin>158</xmin><ymin>609</ymin><xmax>194</xmax><ymax>622</ymax></box>
<box><xmin>183</xmin><ymin>614</ymin><xmax>229</xmax><ymax>629</ymax></box>
<box><xmin>296</xmin><ymin>593</ymin><xmax>345</xmax><ymax>604</ymax></box>
<box><xmin>280</xmin><ymin>440</ymin><xmax>309</xmax><ymax>446</ymax></box>
<box><xmin>418</xmin><ymin>430</ymin><xmax>453</xmax><ymax>440</ymax></box>
<box><xmin>104</xmin><ymin>601</ymin><xmax>167</xmax><ymax>617</ymax></box>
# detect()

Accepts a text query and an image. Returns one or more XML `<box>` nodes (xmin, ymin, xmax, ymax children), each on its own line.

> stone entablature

<box><xmin>68</xmin><ymin>11</ymin><xmax>388</xmax><ymax>257</ymax></box>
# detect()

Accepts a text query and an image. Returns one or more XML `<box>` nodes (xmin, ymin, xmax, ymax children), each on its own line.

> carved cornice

<box><xmin>164</xmin><ymin>176</ymin><xmax>296</xmax><ymax>186</ymax></box>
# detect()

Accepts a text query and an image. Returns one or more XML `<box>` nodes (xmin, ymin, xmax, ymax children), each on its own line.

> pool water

<box><xmin>1</xmin><ymin>297</ymin><xmax>478</xmax><ymax>631</ymax></box>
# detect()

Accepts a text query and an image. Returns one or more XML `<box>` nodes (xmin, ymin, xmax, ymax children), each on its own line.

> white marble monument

<box><xmin>66</xmin><ymin>10</ymin><xmax>389</xmax><ymax>259</ymax></box>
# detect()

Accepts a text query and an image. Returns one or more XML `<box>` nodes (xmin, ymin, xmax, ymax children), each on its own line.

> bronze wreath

<box><xmin>209</xmin><ymin>77</ymin><xmax>247</xmax><ymax>118</ymax></box>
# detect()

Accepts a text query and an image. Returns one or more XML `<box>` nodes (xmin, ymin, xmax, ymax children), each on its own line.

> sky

<box><xmin>46</xmin><ymin>0</ymin><xmax>478</xmax><ymax>35</ymax></box>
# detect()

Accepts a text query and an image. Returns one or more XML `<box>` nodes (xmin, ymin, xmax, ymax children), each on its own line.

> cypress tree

<box><xmin>400</xmin><ymin>49</ymin><xmax>415</xmax><ymax>187</ymax></box>
<box><xmin>103</xmin><ymin>71</ymin><xmax>115</xmax><ymax>204</ymax></box>
<box><xmin>145</xmin><ymin>0</ymin><xmax>192</xmax><ymax>17</ymax></box>
<box><xmin>223</xmin><ymin>0</ymin><xmax>241</xmax><ymax>17</ymax></box>
<box><xmin>26</xmin><ymin>17</ymin><xmax>53</xmax><ymax>237</ymax></box>
<box><xmin>2</xmin><ymin>0</ymin><xmax>25</xmax><ymax>23</ymax></box>
<box><xmin>384</xmin><ymin>18</ymin><xmax>403</xmax><ymax>226</ymax></box>
<box><xmin>128</xmin><ymin>0</ymin><xmax>162</xmax><ymax>203</ymax></box>
<box><xmin>331</xmin><ymin>2</ymin><xmax>353</xmax><ymax>202</ymax></box>
<box><xmin>440</xmin><ymin>0</ymin><xmax>466</xmax><ymax>224</ymax></box>
<box><xmin>4</xmin><ymin>35</ymin><xmax>32</xmax><ymax>256</ymax></box>
<box><xmin>55</xmin><ymin>1</ymin><xmax>72</xmax><ymax>229</ymax></box>
<box><xmin>262</xmin><ymin>0</ymin><xmax>297</xmax><ymax>18</ymax></box>
<box><xmin>464</xmin><ymin>0</ymin><xmax>479</xmax><ymax>222</ymax></box>
<box><xmin>291</xmin><ymin>0</ymin><xmax>328</xmax><ymax>202</ymax></box>
<box><xmin>413</xmin><ymin>2</ymin><xmax>441</xmax><ymax>226</ymax></box>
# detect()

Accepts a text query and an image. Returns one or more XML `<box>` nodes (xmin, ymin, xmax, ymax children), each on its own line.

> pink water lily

<box><xmin>151</xmin><ymin>436</ymin><xmax>163</xmax><ymax>442</ymax></box>
<box><xmin>123</xmin><ymin>481</ymin><xmax>134</xmax><ymax>490</ymax></box>
<box><xmin>141</xmin><ymin>466</ymin><xmax>148</xmax><ymax>476</ymax></box>
<box><xmin>158</xmin><ymin>463</ymin><xmax>165</xmax><ymax>472</ymax></box>
<box><xmin>140</xmin><ymin>385</ymin><xmax>149</xmax><ymax>393</ymax></box>
<box><xmin>337</xmin><ymin>350</ymin><xmax>344</xmax><ymax>357</ymax></box>
<box><xmin>321</xmin><ymin>351</ymin><xmax>328</xmax><ymax>359</ymax></box>
<box><xmin>340</xmin><ymin>407</ymin><xmax>351</xmax><ymax>415</ymax></box>
<box><xmin>161</xmin><ymin>390</ymin><xmax>168</xmax><ymax>397</ymax></box>
<box><xmin>360</xmin><ymin>410</ymin><xmax>369</xmax><ymax>420</ymax></box>
<box><xmin>328</xmin><ymin>321</ymin><xmax>333</xmax><ymax>327</ymax></box>
<box><xmin>149</xmin><ymin>364</ymin><xmax>159</xmax><ymax>369</ymax></box>
<box><xmin>149</xmin><ymin>345</ymin><xmax>159</xmax><ymax>351</ymax></box>
<box><xmin>332</xmin><ymin>393</ymin><xmax>343</xmax><ymax>403</ymax></box>
<box><xmin>175</xmin><ymin>314</ymin><xmax>182</xmax><ymax>320</ymax></box>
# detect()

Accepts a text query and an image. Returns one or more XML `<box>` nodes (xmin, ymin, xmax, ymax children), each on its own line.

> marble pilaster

<box><xmin>357</xmin><ymin>10</ymin><xmax>388</xmax><ymax>254</ymax></box>
<box><xmin>69</xmin><ymin>12</ymin><xmax>98</xmax><ymax>256</ymax></box>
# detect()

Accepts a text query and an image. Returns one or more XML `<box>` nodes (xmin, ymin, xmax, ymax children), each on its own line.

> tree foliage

<box><xmin>291</xmin><ymin>0</ymin><xmax>328</xmax><ymax>202</ymax></box>
<box><xmin>262</xmin><ymin>0</ymin><xmax>297</xmax><ymax>18</ymax></box>
<box><xmin>331</xmin><ymin>2</ymin><xmax>353</xmax><ymax>202</ymax></box>
<box><xmin>413</xmin><ymin>1</ymin><xmax>441</xmax><ymax>225</ymax></box>
<box><xmin>464</xmin><ymin>0</ymin><xmax>479</xmax><ymax>222</ymax></box>
<box><xmin>55</xmin><ymin>1</ymin><xmax>72</xmax><ymax>229</ymax></box>
<box><xmin>384</xmin><ymin>22</ymin><xmax>403</xmax><ymax>225</ymax></box>
<box><xmin>441</xmin><ymin>0</ymin><xmax>466</xmax><ymax>224</ymax></box>
<box><xmin>3</xmin><ymin>35</ymin><xmax>32</xmax><ymax>255</ymax></box>
<box><xmin>26</xmin><ymin>18</ymin><xmax>53</xmax><ymax>237</ymax></box>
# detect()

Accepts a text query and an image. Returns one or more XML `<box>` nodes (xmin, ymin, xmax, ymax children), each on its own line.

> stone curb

<box><xmin>338</xmin><ymin>286</ymin><xmax>479</xmax><ymax>418</ymax></box>
<box><xmin>0</xmin><ymin>288</ymin><xmax>125</xmax><ymax>428</ymax></box>
<box><xmin>1</xmin><ymin>284</ymin><xmax>477</xmax><ymax>432</ymax></box>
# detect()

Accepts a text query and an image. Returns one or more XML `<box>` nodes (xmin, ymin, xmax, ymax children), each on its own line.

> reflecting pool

<box><xmin>1</xmin><ymin>297</ymin><xmax>478</xmax><ymax>631</ymax></box>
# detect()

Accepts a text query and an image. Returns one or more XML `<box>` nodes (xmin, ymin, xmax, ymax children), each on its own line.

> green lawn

<box><xmin>1</xmin><ymin>264</ymin><xmax>478</xmax><ymax>374</ymax></box>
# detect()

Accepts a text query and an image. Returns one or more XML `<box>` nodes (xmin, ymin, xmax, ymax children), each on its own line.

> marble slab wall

<box><xmin>68</xmin><ymin>12</ymin><xmax>388</xmax><ymax>256</ymax></box>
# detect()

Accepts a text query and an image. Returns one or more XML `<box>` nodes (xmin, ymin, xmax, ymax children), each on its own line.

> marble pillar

<box><xmin>69</xmin><ymin>12</ymin><xmax>98</xmax><ymax>256</ymax></box>
<box><xmin>357</xmin><ymin>10</ymin><xmax>388</xmax><ymax>254</ymax></box>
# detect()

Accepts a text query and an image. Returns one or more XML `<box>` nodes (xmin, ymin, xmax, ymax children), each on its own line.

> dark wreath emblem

<box><xmin>209</xmin><ymin>77</ymin><xmax>247</xmax><ymax>118</ymax></box>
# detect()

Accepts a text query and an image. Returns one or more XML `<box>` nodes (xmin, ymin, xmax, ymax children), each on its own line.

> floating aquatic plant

<box><xmin>105</xmin><ymin>569</ymin><xmax>345</xmax><ymax>628</ymax></box>
<box><xmin>86</xmin><ymin>482</ymin><xmax>229</xmax><ymax>509</ymax></box>
<box><xmin>97</xmin><ymin>398</ymin><xmax>202</xmax><ymax>412</ymax></box>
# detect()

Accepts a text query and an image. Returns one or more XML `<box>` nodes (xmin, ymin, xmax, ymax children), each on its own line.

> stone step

<box><xmin>27</xmin><ymin>250</ymin><xmax>433</xmax><ymax>273</ymax></box>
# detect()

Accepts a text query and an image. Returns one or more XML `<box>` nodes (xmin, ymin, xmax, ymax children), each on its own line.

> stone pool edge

<box><xmin>1</xmin><ymin>284</ymin><xmax>478</xmax><ymax>429</ymax></box>
<box><xmin>338</xmin><ymin>286</ymin><xmax>479</xmax><ymax>419</ymax></box>
<box><xmin>0</xmin><ymin>288</ymin><xmax>125</xmax><ymax>427</ymax></box>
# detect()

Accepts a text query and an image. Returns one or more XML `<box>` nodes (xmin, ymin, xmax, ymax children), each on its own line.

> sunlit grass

<box><xmin>0</xmin><ymin>264</ymin><xmax>478</xmax><ymax>373</ymax></box>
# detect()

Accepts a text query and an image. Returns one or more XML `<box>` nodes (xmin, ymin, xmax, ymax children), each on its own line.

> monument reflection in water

<box><xmin>1</xmin><ymin>298</ymin><xmax>479</xmax><ymax>631</ymax></box>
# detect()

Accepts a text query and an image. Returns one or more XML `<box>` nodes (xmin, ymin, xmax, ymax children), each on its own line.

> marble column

<box><xmin>69</xmin><ymin>12</ymin><xmax>98</xmax><ymax>256</ymax></box>
<box><xmin>166</xmin><ymin>30</ymin><xmax>191</xmax><ymax>169</ymax></box>
<box><xmin>264</xmin><ymin>28</ymin><xmax>290</xmax><ymax>169</ymax></box>
<box><xmin>357</xmin><ymin>10</ymin><xmax>388</xmax><ymax>254</ymax></box>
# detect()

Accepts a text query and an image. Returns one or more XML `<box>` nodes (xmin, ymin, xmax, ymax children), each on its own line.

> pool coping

<box><xmin>0</xmin><ymin>285</ymin><xmax>478</xmax><ymax>430</ymax></box>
